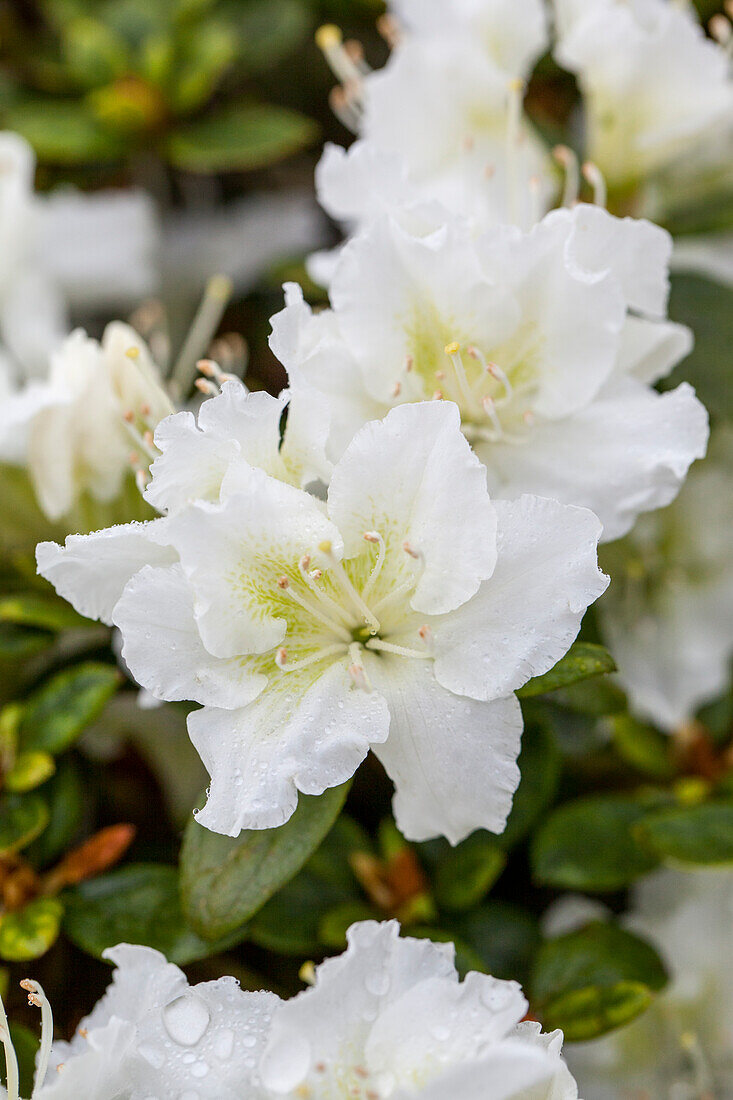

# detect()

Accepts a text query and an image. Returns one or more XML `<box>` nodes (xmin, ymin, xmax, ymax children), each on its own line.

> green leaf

<box><xmin>4</xmin><ymin>99</ymin><xmax>125</xmax><ymax>165</ymax></box>
<box><xmin>0</xmin><ymin>898</ymin><xmax>63</xmax><ymax>962</ymax></box>
<box><xmin>532</xmin><ymin>922</ymin><xmax>667</xmax><ymax>1041</ymax></box>
<box><xmin>24</xmin><ymin>758</ymin><xmax>84</xmax><ymax>868</ymax></box>
<box><xmin>20</xmin><ymin>662</ymin><xmax>120</xmax><ymax>755</ymax></box>
<box><xmin>250</xmin><ymin>876</ymin><xmax>356</xmax><ymax>955</ymax></box>
<box><xmin>451</xmin><ymin>902</ymin><xmax>541</xmax><ymax>986</ymax></box>
<box><xmin>611</xmin><ymin>714</ymin><xmax>675</xmax><ymax>779</ymax></box>
<box><xmin>181</xmin><ymin>783</ymin><xmax>349</xmax><ymax>940</ymax></box>
<box><xmin>317</xmin><ymin>901</ymin><xmax>379</xmax><ymax>950</ymax></box>
<box><xmin>634</xmin><ymin>801</ymin><xmax>733</xmax><ymax>866</ymax></box>
<box><xmin>532</xmin><ymin>796</ymin><xmax>659</xmax><ymax>891</ymax></box>
<box><xmin>664</xmin><ymin>274</ymin><xmax>733</xmax><ymax>420</ymax></box>
<box><xmin>408</xmin><ymin>926</ymin><xmax>486</xmax><ymax>978</ymax></box>
<box><xmin>518</xmin><ymin>643</ymin><xmax>616</xmax><ymax>698</ymax></box>
<box><xmin>4</xmin><ymin>751</ymin><xmax>55</xmax><ymax>793</ymax></box>
<box><xmin>62</xmin><ymin>864</ymin><xmax>232</xmax><ymax>965</ymax></box>
<box><xmin>0</xmin><ymin>624</ymin><xmax>54</xmax><ymax>661</ymax></box>
<box><xmin>231</xmin><ymin>0</ymin><xmax>310</xmax><ymax>73</ymax></box>
<box><xmin>541</xmin><ymin>982</ymin><xmax>653</xmax><ymax>1042</ymax></box>
<box><xmin>550</xmin><ymin>676</ymin><xmax>627</xmax><ymax>717</ymax></box>
<box><xmin>166</xmin><ymin>102</ymin><xmax>318</xmax><ymax>172</ymax></box>
<box><xmin>0</xmin><ymin>593</ymin><xmax>86</xmax><ymax>634</ymax></box>
<box><xmin>0</xmin><ymin>794</ymin><xmax>49</xmax><ymax>855</ymax></box>
<box><xmin>430</xmin><ymin>832</ymin><xmax>505</xmax><ymax>912</ymax></box>
<box><xmin>502</xmin><ymin>718</ymin><xmax>561</xmax><ymax>847</ymax></box>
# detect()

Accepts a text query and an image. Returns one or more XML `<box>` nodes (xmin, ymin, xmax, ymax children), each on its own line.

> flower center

<box><xmin>271</xmin><ymin>533</ymin><xmax>433</xmax><ymax>688</ymax></box>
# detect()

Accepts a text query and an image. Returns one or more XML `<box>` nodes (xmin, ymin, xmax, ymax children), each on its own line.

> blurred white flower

<box><xmin>565</xmin><ymin>867</ymin><xmax>733</xmax><ymax>1099</ymax></box>
<box><xmin>599</xmin><ymin>428</ymin><xmax>733</xmax><ymax>732</ymax></box>
<box><xmin>281</xmin><ymin>202</ymin><xmax>708</xmax><ymax>542</ymax></box>
<box><xmin>38</xmin><ymin>399</ymin><xmax>606</xmax><ymax>842</ymax></box>
<box><xmin>0</xmin><ymin>944</ymin><xmax>277</xmax><ymax>1100</ymax></box>
<box><xmin>311</xmin><ymin>0</ymin><xmax>554</xmax><ymax>272</ymax></box>
<box><xmin>0</xmin><ymin>131</ymin><xmax>159</xmax><ymax>381</ymax></box>
<box><xmin>4</xmin><ymin>322</ymin><xmax>173</xmax><ymax>521</ymax></box>
<box><xmin>552</xmin><ymin>0</ymin><xmax>733</xmax><ymax>193</ymax></box>
<box><xmin>260</xmin><ymin>919</ymin><xmax>579</xmax><ymax>1099</ymax></box>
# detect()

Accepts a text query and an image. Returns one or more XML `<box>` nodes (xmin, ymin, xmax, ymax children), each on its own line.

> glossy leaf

<box><xmin>20</xmin><ymin>662</ymin><xmax>120</xmax><ymax>755</ymax></box>
<box><xmin>62</xmin><ymin>864</ymin><xmax>234</xmax><ymax>965</ymax></box>
<box><xmin>4</xmin><ymin>751</ymin><xmax>55</xmax><ymax>793</ymax></box>
<box><xmin>166</xmin><ymin>102</ymin><xmax>318</xmax><ymax>172</ymax></box>
<box><xmin>502</xmin><ymin>718</ymin><xmax>561</xmax><ymax>847</ymax></box>
<box><xmin>24</xmin><ymin>759</ymin><xmax>84</xmax><ymax>869</ymax></box>
<box><xmin>0</xmin><ymin>898</ymin><xmax>63</xmax><ymax>962</ymax></box>
<box><xmin>181</xmin><ymin>783</ymin><xmax>349</xmax><ymax>940</ymax></box>
<box><xmin>541</xmin><ymin>981</ymin><xmax>653</xmax><ymax>1042</ymax></box>
<box><xmin>0</xmin><ymin>794</ymin><xmax>49</xmax><ymax>855</ymax></box>
<box><xmin>635</xmin><ymin>801</ymin><xmax>733</xmax><ymax>866</ymax></box>
<box><xmin>430</xmin><ymin>832</ymin><xmax>505</xmax><ymax>912</ymax></box>
<box><xmin>451</xmin><ymin>902</ymin><xmax>541</xmax><ymax>987</ymax></box>
<box><xmin>532</xmin><ymin>796</ymin><xmax>659</xmax><ymax>891</ymax></box>
<box><xmin>4</xmin><ymin>99</ymin><xmax>125</xmax><ymax>164</ymax></box>
<box><xmin>518</xmin><ymin>643</ymin><xmax>616</xmax><ymax>698</ymax></box>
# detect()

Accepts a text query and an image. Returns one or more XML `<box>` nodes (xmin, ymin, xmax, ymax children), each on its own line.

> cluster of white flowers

<box><xmin>0</xmin><ymin>921</ymin><xmax>579</xmax><ymax>1100</ymax></box>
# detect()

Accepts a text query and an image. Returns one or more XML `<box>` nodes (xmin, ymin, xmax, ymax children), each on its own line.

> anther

<box><xmin>709</xmin><ymin>13</ymin><xmax>732</xmax><ymax>45</ymax></box>
<box><xmin>403</xmin><ymin>540</ymin><xmax>422</xmax><ymax>560</ymax></box>
<box><xmin>195</xmin><ymin>377</ymin><xmax>219</xmax><ymax>396</ymax></box>
<box><xmin>582</xmin><ymin>161</ymin><xmax>607</xmax><ymax>209</ymax></box>
<box><xmin>376</xmin><ymin>12</ymin><xmax>402</xmax><ymax>48</ymax></box>
<box><xmin>276</xmin><ymin>648</ymin><xmax>288</xmax><ymax>668</ymax></box>
<box><xmin>125</xmin><ymin>346</ymin><xmax>141</xmax><ymax>360</ymax></box>
<box><xmin>391</xmin><ymin>381</ymin><xmax>402</xmax><ymax>397</ymax></box>
<box><xmin>405</xmin><ymin>355</ymin><xmax>414</xmax><ymax>372</ymax></box>
<box><xmin>432</xmin><ymin>390</ymin><xmax>444</xmax><ymax>400</ymax></box>
<box><xmin>20</xmin><ymin>978</ymin><xmax>53</xmax><ymax>1098</ymax></box>
<box><xmin>363</xmin><ymin>532</ymin><xmax>380</xmax><ymax>543</ymax></box>
<box><xmin>277</xmin><ymin>576</ymin><xmax>290</xmax><ymax>589</ymax></box>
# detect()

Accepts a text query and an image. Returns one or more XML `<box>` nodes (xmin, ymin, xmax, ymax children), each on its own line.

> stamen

<box><xmin>195</xmin><ymin>377</ymin><xmax>220</xmax><ymax>397</ymax></box>
<box><xmin>348</xmin><ymin>643</ymin><xmax>372</xmax><ymax>691</ymax></box>
<box><xmin>402</xmin><ymin>540</ymin><xmax>423</xmax><ymax>561</ymax></box>
<box><xmin>296</xmin><ymin>557</ymin><xmax>355</xmax><ymax>630</ymax></box>
<box><xmin>276</xmin><ymin>576</ymin><xmax>353</xmax><ymax>643</ymax></box>
<box><xmin>122</xmin><ymin>411</ymin><xmax>158</xmax><ymax>461</ymax></box>
<box><xmin>709</xmin><ymin>13</ymin><xmax>732</xmax><ymax>47</ymax></box>
<box><xmin>445</xmin><ymin>342</ymin><xmax>481</xmax><ymax>412</ymax></box>
<box><xmin>554</xmin><ymin>145</ymin><xmax>580</xmax><ymax>207</ymax></box>
<box><xmin>125</xmin><ymin>346</ymin><xmax>141</xmax><ymax>360</ymax></box>
<box><xmin>197</xmin><ymin>358</ymin><xmax>238</xmax><ymax>386</ymax></box>
<box><xmin>361</xmin><ymin>531</ymin><xmax>386</xmax><ymax>601</ymax></box>
<box><xmin>318</xmin><ymin>542</ymin><xmax>380</xmax><ymax>634</ymax></box>
<box><xmin>370</xmin><ymin>578</ymin><xmax>417</xmax><ymax>616</ymax></box>
<box><xmin>365</xmin><ymin>638</ymin><xmax>433</xmax><ymax>659</ymax></box>
<box><xmin>344</xmin><ymin>39</ymin><xmax>371</xmax><ymax>77</ymax></box>
<box><xmin>376</xmin><ymin>12</ymin><xmax>402</xmax><ymax>48</ymax></box>
<box><xmin>482</xmin><ymin>396</ymin><xmax>504</xmax><ymax>438</ymax></box>
<box><xmin>328</xmin><ymin>87</ymin><xmax>361</xmax><ymax>133</ymax></box>
<box><xmin>316</xmin><ymin>25</ymin><xmax>364</xmax><ymax>87</ymax></box>
<box><xmin>582</xmin><ymin>161</ymin><xmax>607</xmax><ymax>209</ymax></box>
<box><xmin>21</xmin><ymin>979</ymin><xmax>53</xmax><ymax>1098</ymax></box>
<box><xmin>467</xmin><ymin>346</ymin><xmax>513</xmax><ymax>405</ymax></box>
<box><xmin>299</xmin><ymin>961</ymin><xmax>317</xmax><ymax>986</ymax></box>
<box><xmin>275</xmin><ymin>644</ymin><xmax>346</xmax><ymax>673</ymax></box>
<box><xmin>528</xmin><ymin>174</ymin><xmax>541</xmax><ymax>227</ymax></box>
<box><xmin>418</xmin><ymin>624</ymin><xmax>434</xmax><ymax>651</ymax></box>
<box><xmin>170</xmin><ymin>274</ymin><xmax>233</xmax><ymax>400</ymax></box>
<box><xmin>0</xmin><ymin>984</ymin><xmax>19</xmax><ymax>1100</ymax></box>
<box><xmin>391</xmin><ymin>381</ymin><xmax>402</xmax><ymax>397</ymax></box>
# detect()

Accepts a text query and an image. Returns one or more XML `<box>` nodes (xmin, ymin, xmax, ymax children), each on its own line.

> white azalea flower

<box><xmin>38</xmin><ymin>400</ymin><xmax>607</xmax><ymax>841</ymax></box>
<box><xmin>259</xmin><ymin>919</ymin><xmax>579</xmax><ymax>1099</ymax></box>
<box><xmin>282</xmin><ymin>203</ymin><xmax>708</xmax><ymax>542</ymax></box>
<box><xmin>565</xmin><ymin>868</ymin><xmax>733</xmax><ymax>1099</ymax></box>
<box><xmin>552</xmin><ymin>0</ymin><xmax>733</xmax><ymax>194</ymax></box>
<box><xmin>598</xmin><ymin>427</ymin><xmax>733</xmax><ymax>732</ymax></box>
<box><xmin>312</xmin><ymin>0</ymin><xmax>554</xmax><ymax>265</ymax></box>
<box><xmin>0</xmin><ymin>131</ymin><xmax>158</xmax><ymax>380</ymax></box>
<box><xmin>0</xmin><ymin>943</ymin><xmax>277</xmax><ymax>1099</ymax></box>
<box><xmin>4</xmin><ymin>322</ymin><xmax>173</xmax><ymax>522</ymax></box>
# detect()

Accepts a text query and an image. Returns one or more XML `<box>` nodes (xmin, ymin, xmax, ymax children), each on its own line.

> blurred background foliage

<box><xmin>0</xmin><ymin>0</ymin><xmax>729</xmax><ymax>1082</ymax></box>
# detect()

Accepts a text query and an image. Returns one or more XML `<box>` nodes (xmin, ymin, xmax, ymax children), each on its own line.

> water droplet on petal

<box><xmin>365</xmin><ymin>970</ymin><xmax>390</xmax><ymax>997</ymax></box>
<box><xmin>162</xmin><ymin>993</ymin><xmax>211</xmax><ymax>1047</ymax></box>
<box><xmin>213</xmin><ymin>1028</ymin><xmax>234</xmax><ymax>1060</ymax></box>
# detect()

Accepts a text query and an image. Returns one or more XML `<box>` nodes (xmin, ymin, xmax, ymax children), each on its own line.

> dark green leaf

<box><xmin>20</xmin><ymin>662</ymin><xmax>120</xmax><ymax>755</ymax></box>
<box><xmin>181</xmin><ymin>783</ymin><xmax>349</xmax><ymax>940</ymax></box>
<box><xmin>518</xmin><ymin>643</ymin><xmax>616</xmax><ymax>698</ymax></box>
<box><xmin>541</xmin><ymin>982</ymin><xmax>653</xmax><ymax>1042</ymax></box>
<box><xmin>532</xmin><ymin>796</ymin><xmax>659</xmax><ymax>891</ymax></box>
<box><xmin>25</xmin><ymin>758</ymin><xmax>84</xmax><ymax>868</ymax></box>
<box><xmin>451</xmin><ymin>902</ymin><xmax>541</xmax><ymax>986</ymax></box>
<box><xmin>317</xmin><ymin>901</ymin><xmax>379</xmax><ymax>950</ymax></box>
<box><xmin>0</xmin><ymin>624</ymin><xmax>54</xmax><ymax>660</ymax></box>
<box><xmin>0</xmin><ymin>898</ymin><xmax>63</xmax><ymax>962</ymax></box>
<box><xmin>0</xmin><ymin>794</ymin><xmax>49</xmax><ymax>855</ymax></box>
<box><xmin>0</xmin><ymin>593</ymin><xmax>86</xmax><ymax>633</ymax></box>
<box><xmin>502</xmin><ymin>718</ymin><xmax>561</xmax><ymax>847</ymax></box>
<box><xmin>231</xmin><ymin>0</ymin><xmax>310</xmax><ymax>73</ymax></box>
<box><xmin>611</xmin><ymin>714</ymin><xmax>675</xmax><ymax>779</ymax></box>
<box><xmin>62</xmin><ymin>864</ymin><xmax>233</xmax><ymax>965</ymax></box>
<box><xmin>431</xmin><ymin>832</ymin><xmax>505</xmax><ymax>912</ymax></box>
<box><xmin>166</xmin><ymin>103</ymin><xmax>318</xmax><ymax>172</ymax></box>
<box><xmin>635</xmin><ymin>801</ymin><xmax>733</xmax><ymax>866</ymax></box>
<box><xmin>4</xmin><ymin>99</ymin><xmax>125</xmax><ymax>164</ymax></box>
<box><xmin>551</xmin><ymin>676</ymin><xmax>626</xmax><ymax>717</ymax></box>
<box><xmin>409</xmin><ymin>926</ymin><xmax>486</xmax><ymax>978</ymax></box>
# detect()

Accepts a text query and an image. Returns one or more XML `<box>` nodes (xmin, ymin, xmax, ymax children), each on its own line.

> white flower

<box><xmin>4</xmin><ymin>322</ymin><xmax>173</xmax><ymax>521</ymax></box>
<box><xmin>0</xmin><ymin>131</ymin><xmax>159</xmax><ymax>381</ymax></box>
<box><xmin>38</xmin><ymin>400</ymin><xmax>606</xmax><ymax>842</ymax></box>
<box><xmin>0</xmin><ymin>943</ymin><xmax>277</xmax><ymax>1099</ymax></box>
<box><xmin>259</xmin><ymin>919</ymin><xmax>579</xmax><ymax>1099</ymax></box>
<box><xmin>311</xmin><ymin>0</ymin><xmax>554</xmax><ymax>265</ymax></box>
<box><xmin>552</xmin><ymin>0</ymin><xmax>733</xmax><ymax>192</ymax></box>
<box><xmin>598</xmin><ymin>427</ymin><xmax>733</xmax><ymax>732</ymax></box>
<box><xmin>565</xmin><ymin>868</ymin><xmax>733</xmax><ymax>1099</ymax></box>
<box><xmin>282</xmin><ymin>203</ymin><xmax>708</xmax><ymax>542</ymax></box>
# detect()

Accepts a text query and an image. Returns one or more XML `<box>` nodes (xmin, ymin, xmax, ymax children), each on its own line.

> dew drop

<box><xmin>365</xmin><ymin>970</ymin><xmax>390</xmax><ymax>997</ymax></box>
<box><xmin>162</xmin><ymin>993</ymin><xmax>211</xmax><ymax>1047</ymax></box>
<box><xmin>213</xmin><ymin>1029</ymin><xmax>234</xmax><ymax>1060</ymax></box>
<box><xmin>138</xmin><ymin>1044</ymin><xmax>165</xmax><ymax>1069</ymax></box>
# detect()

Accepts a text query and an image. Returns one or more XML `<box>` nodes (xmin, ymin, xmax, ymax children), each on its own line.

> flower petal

<box><xmin>432</xmin><ymin>495</ymin><xmax>607</xmax><ymax>701</ymax></box>
<box><xmin>328</xmin><ymin>402</ymin><xmax>497</xmax><ymax>615</ymax></box>
<box><xmin>369</xmin><ymin>656</ymin><xmax>522</xmax><ymax>843</ymax></box>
